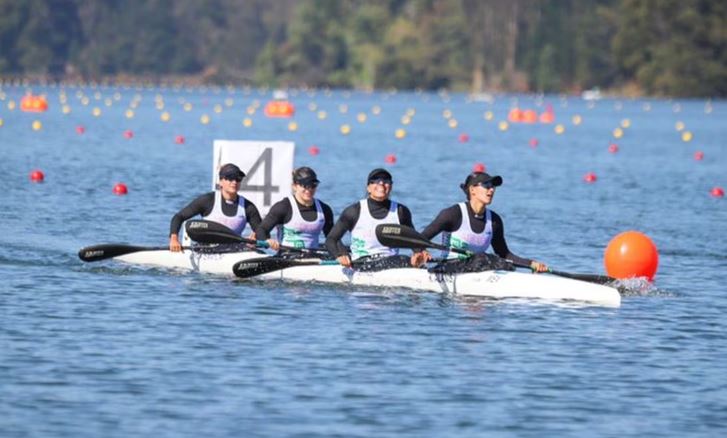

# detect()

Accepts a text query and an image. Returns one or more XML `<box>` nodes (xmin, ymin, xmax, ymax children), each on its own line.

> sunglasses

<box><xmin>222</xmin><ymin>175</ymin><xmax>243</xmax><ymax>182</ymax></box>
<box><xmin>476</xmin><ymin>181</ymin><xmax>496</xmax><ymax>189</ymax></box>
<box><xmin>368</xmin><ymin>178</ymin><xmax>392</xmax><ymax>185</ymax></box>
<box><xmin>297</xmin><ymin>181</ymin><xmax>319</xmax><ymax>189</ymax></box>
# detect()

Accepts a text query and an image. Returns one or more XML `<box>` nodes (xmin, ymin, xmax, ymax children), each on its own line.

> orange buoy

<box><xmin>583</xmin><ymin>172</ymin><xmax>597</xmax><ymax>183</ymax></box>
<box><xmin>472</xmin><ymin>162</ymin><xmax>486</xmax><ymax>173</ymax></box>
<box><xmin>264</xmin><ymin>101</ymin><xmax>295</xmax><ymax>118</ymax></box>
<box><xmin>113</xmin><ymin>183</ymin><xmax>128</xmax><ymax>195</ymax></box>
<box><xmin>29</xmin><ymin>169</ymin><xmax>45</xmax><ymax>183</ymax></box>
<box><xmin>507</xmin><ymin>108</ymin><xmax>523</xmax><ymax>123</ymax></box>
<box><xmin>522</xmin><ymin>109</ymin><xmax>538</xmax><ymax>123</ymax></box>
<box><xmin>384</xmin><ymin>153</ymin><xmax>397</xmax><ymax>164</ymax></box>
<box><xmin>20</xmin><ymin>95</ymin><xmax>48</xmax><ymax>112</ymax></box>
<box><xmin>539</xmin><ymin>111</ymin><xmax>554</xmax><ymax>124</ymax></box>
<box><xmin>604</xmin><ymin>231</ymin><xmax>659</xmax><ymax>280</ymax></box>
<box><xmin>308</xmin><ymin>145</ymin><xmax>320</xmax><ymax>156</ymax></box>
<box><xmin>710</xmin><ymin>187</ymin><xmax>724</xmax><ymax>198</ymax></box>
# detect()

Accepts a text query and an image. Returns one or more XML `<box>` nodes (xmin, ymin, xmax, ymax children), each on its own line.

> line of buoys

<box><xmin>604</xmin><ymin>231</ymin><xmax>659</xmax><ymax>280</ymax></box>
<box><xmin>29</xmin><ymin>169</ymin><xmax>45</xmax><ymax>182</ymax></box>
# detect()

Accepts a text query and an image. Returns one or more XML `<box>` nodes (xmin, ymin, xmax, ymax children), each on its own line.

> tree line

<box><xmin>1</xmin><ymin>0</ymin><xmax>724</xmax><ymax>97</ymax></box>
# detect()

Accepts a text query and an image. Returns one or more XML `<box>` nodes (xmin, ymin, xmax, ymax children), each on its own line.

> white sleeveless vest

<box><xmin>441</xmin><ymin>203</ymin><xmax>492</xmax><ymax>260</ymax></box>
<box><xmin>277</xmin><ymin>196</ymin><xmax>325</xmax><ymax>249</ymax></box>
<box><xmin>350</xmin><ymin>199</ymin><xmax>399</xmax><ymax>260</ymax></box>
<box><xmin>203</xmin><ymin>192</ymin><xmax>247</xmax><ymax>235</ymax></box>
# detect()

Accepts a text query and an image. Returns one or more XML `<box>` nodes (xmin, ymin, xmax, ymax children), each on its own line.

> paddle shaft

<box><xmin>233</xmin><ymin>257</ymin><xmax>338</xmax><ymax>278</ymax></box>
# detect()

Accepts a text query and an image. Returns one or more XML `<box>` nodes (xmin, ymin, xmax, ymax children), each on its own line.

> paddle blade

<box><xmin>375</xmin><ymin>223</ymin><xmax>437</xmax><ymax>250</ymax></box>
<box><xmin>185</xmin><ymin>220</ymin><xmax>243</xmax><ymax>244</ymax></box>
<box><xmin>232</xmin><ymin>257</ymin><xmax>328</xmax><ymax>278</ymax></box>
<box><xmin>78</xmin><ymin>244</ymin><xmax>165</xmax><ymax>262</ymax></box>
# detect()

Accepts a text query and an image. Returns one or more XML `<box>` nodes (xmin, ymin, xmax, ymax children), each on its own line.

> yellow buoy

<box><xmin>288</xmin><ymin>121</ymin><xmax>298</xmax><ymax>131</ymax></box>
<box><xmin>62</xmin><ymin>105</ymin><xmax>71</xmax><ymax>114</ymax></box>
<box><xmin>442</xmin><ymin>109</ymin><xmax>452</xmax><ymax>119</ymax></box>
<box><xmin>243</xmin><ymin>118</ymin><xmax>253</xmax><ymax>127</ymax></box>
<box><xmin>554</xmin><ymin>124</ymin><xmax>565</xmax><ymax>134</ymax></box>
<box><xmin>681</xmin><ymin>131</ymin><xmax>693</xmax><ymax>142</ymax></box>
<box><xmin>8</xmin><ymin>100</ymin><xmax>16</xmax><ymax>110</ymax></box>
<box><xmin>340</xmin><ymin>124</ymin><xmax>351</xmax><ymax>135</ymax></box>
<box><xmin>32</xmin><ymin>120</ymin><xmax>42</xmax><ymax>131</ymax></box>
<box><xmin>484</xmin><ymin>111</ymin><xmax>494</xmax><ymax>121</ymax></box>
<box><xmin>401</xmin><ymin>116</ymin><xmax>411</xmax><ymax>125</ymax></box>
<box><xmin>395</xmin><ymin>128</ymin><xmax>406</xmax><ymax>139</ymax></box>
<box><xmin>372</xmin><ymin>105</ymin><xmax>381</xmax><ymax>115</ymax></box>
<box><xmin>161</xmin><ymin>111</ymin><xmax>171</xmax><ymax>122</ymax></box>
<box><xmin>620</xmin><ymin>118</ymin><xmax>631</xmax><ymax>128</ymax></box>
<box><xmin>183</xmin><ymin>102</ymin><xmax>193</xmax><ymax>111</ymax></box>
<box><xmin>156</xmin><ymin>101</ymin><xmax>164</xmax><ymax>110</ymax></box>
<box><xmin>571</xmin><ymin>115</ymin><xmax>582</xmax><ymax>125</ymax></box>
<box><xmin>225</xmin><ymin>98</ymin><xmax>233</xmax><ymax>107</ymax></box>
<box><xmin>317</xmin><ymin>110</ymin><xmax>327</xmax><ymax>120</ymax></box>
<box><xmin>338</xmin><ymin>104</ymin><xmax>348</xmax><ymax>114</ymax></box>
<box><xmin>357</xmin><ymin>113</ymin><xmax>367</xmax><ymax>123</ymax></box>
<box><xmin>675</xmin><ymin>121</ymin><xmax>685</xmax><ymax>131</ymax></box>
<box><xmin>246</xmin><ymin>106</ymin><xmax>256</xmax><ymax>115</ymax></box>
<box><xmin>405</xmin><ymin>108</ymin><xmax>416</xmax><ymax>117</ymax></box>
<box><xmin>214</xmin><ymin>104</ymin><xmax>223</xmax><ymax>114</ymax></box>
<box><xmin>201</xmin><ymin>114</ymin><xmax>210</xmax><ymax>124</ymax></box>
<box><xmin>92</xmin><ymin>107</ymin><xmax>102</xmax><ymax>117</ymax></box>
<box><xmin>448</xmin><ymin>118</ymin><xmax>458</xmax><ymax>129</ymax></box>
<box><xmin>498</xmin><ymin>121</ymin><xmax>509</xmax><ymax>131</ymax></box>
<box><xmin>613</xmin><ymin>127</ymin><xmax>623</xmax><ymax>139</ymax></box>
<box><xmin>0</xmin><ymin>118</ymin><xmax>4</xmax><ymax>127</ymax></box>
<box><xmin>125</xmin><ymin>109</ymin><xmax>135</xmax><ymax>119</ymax></box>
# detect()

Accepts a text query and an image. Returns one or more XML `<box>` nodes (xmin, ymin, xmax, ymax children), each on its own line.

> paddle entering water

<box><xmin>185</xmin><ymin>220</ymin><xmax>328</xmax><ymax>256</ymax></box>
<box><xmin>375</xmin><ymin>224</ymin><xmax>616</xmax><ymax>285</ymax></box>
<box><xmin>78</xmin><ymin>244</ymin><xmax>191</xmax><ymax>262</ymax></box>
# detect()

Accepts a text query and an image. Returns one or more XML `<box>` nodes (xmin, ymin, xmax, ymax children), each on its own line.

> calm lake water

<box><xmin>1</xmin><ymin>84</ymin><xmax>726</xmax><ymax>437</ymax></box>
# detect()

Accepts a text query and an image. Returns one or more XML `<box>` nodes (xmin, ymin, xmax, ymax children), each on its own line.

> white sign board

<box><xmin>212</xmin><ymin>140</ymin><xmax>295</xmax><ymax>216</ymax></box>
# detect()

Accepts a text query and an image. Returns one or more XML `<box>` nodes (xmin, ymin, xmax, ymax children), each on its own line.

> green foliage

<box><xmin>0</xmin><ymin>0</ymin><xmax>724</xmax><ymax>96</ymax></box>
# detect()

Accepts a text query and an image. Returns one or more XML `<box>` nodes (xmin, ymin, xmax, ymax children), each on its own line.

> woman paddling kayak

<box><xmin>325</xmin><ymin>168</ymin><xmax>421</xmax><ymax>271</ymax></box>
<box><xmin>411</xmin><ymin>171</ymin><xmax>548</xmax><ymax>273</ymax></box>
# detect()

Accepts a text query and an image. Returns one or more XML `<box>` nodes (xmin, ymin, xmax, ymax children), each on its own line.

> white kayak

<box><xmin>115</xmin><ymin>249</ymin><xmax>621</xmax><ymax>307</ymax></box>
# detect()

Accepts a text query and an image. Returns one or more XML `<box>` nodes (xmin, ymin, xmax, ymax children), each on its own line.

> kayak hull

<box><xmin>114</xmin><ymin>250</ymin><xmax>621</xmax><ymax>307</ymax></box>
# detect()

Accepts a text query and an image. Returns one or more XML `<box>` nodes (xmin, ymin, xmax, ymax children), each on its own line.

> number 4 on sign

<box><xmin>240</xmin><ymin>147</ymin><xmax>280</xmax><ymax>205</ymax></box>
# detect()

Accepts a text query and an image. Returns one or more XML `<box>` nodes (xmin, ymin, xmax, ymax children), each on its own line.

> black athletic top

<box><xmin>256</xmin><ymin>197</ymin><xmax>335</xmax><ymax>240</ymax></box>
<box><xmin>325</xmin><ymin>198</ymin><xmax>415</xmax><ymax>258</ymax></box>
<box><xmin>169</xmin><ymin>191</ymin><xmax>262</xmax><ymax>235</ymax></box>
<box><xmin>420</xmin><ymin>203</ymin><xmax>532</xmax><ymax>266</ymax></box>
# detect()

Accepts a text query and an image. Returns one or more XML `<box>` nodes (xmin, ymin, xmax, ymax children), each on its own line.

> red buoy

<box><xmin>472</xmin><ymin>162</ymin><xmax>486</xmax><ymax>173</ymax></box>
<box><xmin>608</xmin><ymin>143</ymin><xmax>619</xmax><ymax>154</ymax></box>
<box><xmin>583</xmin><ymin>172</ymin><xmax>597</xmax><ymax>183</ymax></box>
<box><xmin>529</xmin><ymin>138</ymin><xmax>539</xmax><ymax>148</ymax></box>
<box><xmin>694</xmin><ymin>151</ymin><xmax>704</xmax><ymax>161</ymax></box>
<box><xmin>308</xmin><ymin>145</ymin><xmax>320</xmax><ymax>156</ymax></box>
<box><xmin>76</xmin><ymin>125</ymin><xmax>86</xmax><ymax>135</ymax></box>
<box><xmin>604</xmin><ymin>231</ymin><xmax>659</xmax><ymax>280</ymax></box>
<box><xmin>123</xmin><ymin>130</ymin><xmax>134</xmax><ymax>139</ymax></box>
<box><xmin>29</xmin><ymin>169</ymin><xmax>45</xmax><ymax>183</ymax></box>
<box><xmin>174</xmin><ymin>135</ymin><xmax>185</xmax><ymax>144</ymax></box>
<box><xmin>711</xmin><ymin>187</ymin><xmax>724</xmax><ymax>198</ymax></box>
<box><xmin>113</xmin><ymin>183</ymin><xmax>128</xmax><ymax>195</ymax></box>
<box><xmin>385</xmin><ymin>153</ymin><xmax>397</xmax><ymax>164</ymax></box>
<box><xmin>458</xmin><ymin>133</ymin><xmax>470</xmax><ymax>143</ymax></box>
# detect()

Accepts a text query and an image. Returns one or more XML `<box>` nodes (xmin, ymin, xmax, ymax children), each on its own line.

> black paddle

<box><xmin>185</xmin><ymin>220</ymin><xmax>329</xmax><ymax>256</ymax></box>
<box><xmin>233</xmin><ymin>257</ymin><xmax>338</xmax><ymax>278</ymax></box>
<box><xmin>375</xmin><ymin>223</ymin><xmax>616</xmax><ymax>285</ymax></box>
<box><xmin>78</xmin><ymin>244</ymin><xmax>189</xmax><ymax>262</ymax></box>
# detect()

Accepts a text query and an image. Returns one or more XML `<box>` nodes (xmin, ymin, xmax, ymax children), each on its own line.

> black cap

<box><xmin>367</xmin><ymin>168</ymin><xmax>393</xmax><ymax>183</ymax></box>
<box><xmin>293</xmin><ymin>166</ymin><xmax>319</xmax><ymax>185</ymax></box>
<box><xmin>218</xmin><ymin>163</ymin><xmax>245</xmax><ymax>180</ymax></box>
<box><xmin>460</xmin><ymin>172</ymin><xmax>502</xmax><ymax>194</ymax></box>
